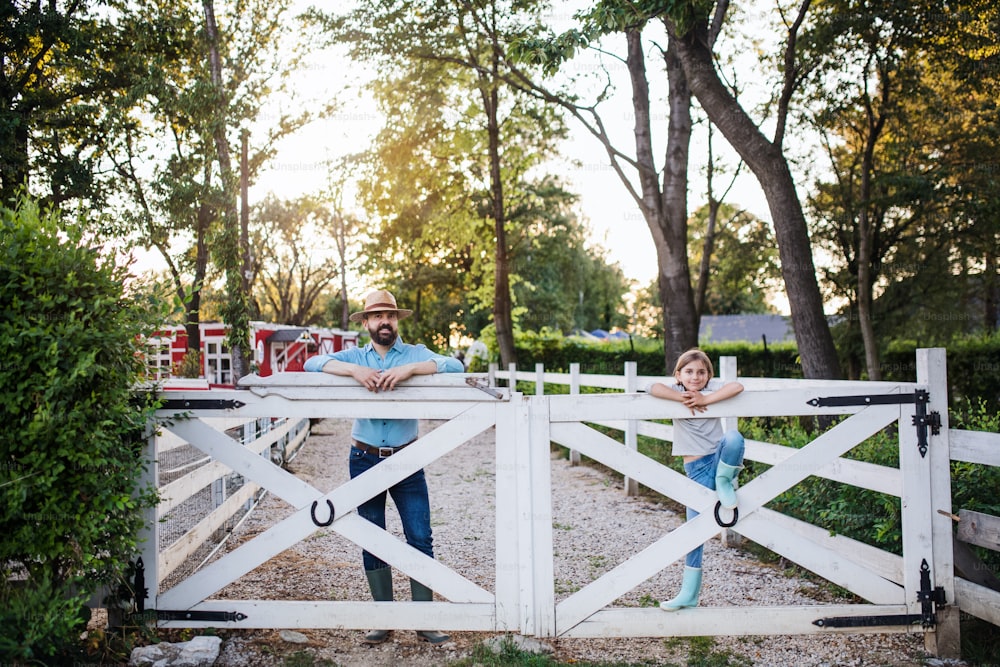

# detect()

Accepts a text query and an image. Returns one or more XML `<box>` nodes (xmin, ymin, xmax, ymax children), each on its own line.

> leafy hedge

<box><xmin>744</xmin><ymin>402</ymin><xmax>1000</xmax><ymax>576</ymax></box>
<box><xmin>0</xmin><ymin>199</ymin><xmax>162</xmax><ymax>660</ymax></box>
<box><xmin>491</xmin><ymin>328</ymin><xmax>1000</xmax><ymax>406</ymax></box>
<box><xmin>492</xmin><ymin>328</ymin><xmax>803</xmax><ymax>378</ymax></box>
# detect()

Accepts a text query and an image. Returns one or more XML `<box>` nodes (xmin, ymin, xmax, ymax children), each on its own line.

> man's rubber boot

<box><xmin>660</xmin><ymin>566</ymin><xmax>702</xmax><ymax>611</ymax></box>
<box><xmin>715</xmin><ymin>461</ymin><xmax>743</xmax><ymax>510</ymax></box>
<box><xmin>363</xmin><ymin>567</ymin><xmax>393</xmax><ymax>644</ymax></box>
<box><xmin>411</xmin><ymin>579</ymin><xmax>451</xmax><ymax>644</ymax></box>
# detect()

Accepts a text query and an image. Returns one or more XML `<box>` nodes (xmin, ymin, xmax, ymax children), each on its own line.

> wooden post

<box><xmin>624</xmin><ymin>362</ymin><xmax>638</xmax><ymax>497</ymax></box>
<box><xmin>528</xmin><ymin>393</ymin><xmax>556</xmax><ymax>635</ymax></box>
<box><xmin>569</xmin><ymin>363</ymin><xmax>581</xmax><ymax>466</ymax></box>
<box><xmin>494</xmin><ymin>398</ymin><xmax>520</xmax><ymax>631</ymax></box>
<box><xmin>535</xmin><ymin>362</ymin><xmax>545</xmax><ymax>396</ymax></box>
<box><xmin>916</xmin><ymin>348</ymin><xmax>960</xmax><ymax>658</ymax></box>
<box><xmin>509</xmin><ymin>362</ymin><xmax>518</xmax><ymax>392</ymax></box>
<box><xmin>137</xmin><ymin>421</ymin><xmax>160</xmax><ymax>627</ymax></box>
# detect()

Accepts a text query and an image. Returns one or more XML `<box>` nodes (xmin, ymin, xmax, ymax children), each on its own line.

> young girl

<box><xmin>649</xmin><ymin>349</ymin><xmax>745</xmax><ymax>611</ymax></box>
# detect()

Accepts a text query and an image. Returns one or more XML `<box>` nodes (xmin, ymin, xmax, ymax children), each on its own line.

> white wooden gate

<box><xmin>138</xmin><ymin>349</ymin><xmax>957</xmax><ymax>651</ymax></box>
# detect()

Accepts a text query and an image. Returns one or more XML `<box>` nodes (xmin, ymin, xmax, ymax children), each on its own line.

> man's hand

<box><xmin>349</xmin><ymin>361</ymin><xmax>435</xmax><ymax>392</ymax></box>
<box><xmin>374</xmin><ymin>365</ymin><xmax>417</xmax><ymax>391</ymax></box>
<box><xmin>350</xmin><ymin>366</ymin><xmax>385</xmax><ymax>392</ymax></box>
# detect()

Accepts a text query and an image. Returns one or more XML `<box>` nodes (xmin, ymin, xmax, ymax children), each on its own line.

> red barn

<box><xmin>147</xmin><ymin>322</ymin><xmax>358</xmax><ymax>387</ymax></box>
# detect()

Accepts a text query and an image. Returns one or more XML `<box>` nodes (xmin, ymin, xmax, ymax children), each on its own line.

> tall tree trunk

<box><xmin>203</xmin><ymin>0</ymin><xmax>250</xmax><ymax>382</ymax></box>
<box><xmin>856</xmin><ymin>60</ymin><xmax>889</xmax><ymax>381</ymax></box>
<box><xmin>184</xmin><ymin>203</ymin><xmax>212</xmax><ymax>362</ymax></box>
<box><xmin>481</xmin><ymin>55</ymin><xmax>517</xmax><ymax>368</ymax></box>
<box><xmin>626</xmin><ymin>29</ymin><xmax>698</xmax><ymax>371</ymax></box>
<box><xmin>857</xmin><ymin>131</ymin><xmax>882</xmax><ymax>380</ymax></box>
<box><xmin>670</xmin><ymin>21</ymin><xmax>841</xmax><ymax>379</ymax></box>
<box><xmin>695</xmin><ymin>123</ymin><xmax>722</xmax><ymax>319</ymax></box>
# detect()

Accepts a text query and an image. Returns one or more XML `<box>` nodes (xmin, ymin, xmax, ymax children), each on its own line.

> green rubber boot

<box><xmin>660</xmin><ymin>566</ymin><xmax>702</xmax><ymax>611</ymax></box>
<box><xmin>411</xmin><ymin>579</ymin><xmax>451</xmax><ymax>645</ymax></box>
<box><xmin>715</xmin><ymin>461</ymin><xmax>743</xmax><ymax>510</ymax></box>
<box><xmin>363</xmin><ymin>567</ymin><xmax>393</xmax><ymax>644</ymax></box>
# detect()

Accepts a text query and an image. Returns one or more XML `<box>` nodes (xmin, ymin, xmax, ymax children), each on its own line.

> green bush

<box><xmin>0</xmin><ymin>199</ymin><xmax>163</xmax><ymax>661</ymax></box>
<box><xmin>490</xmin><ymin>329</ymin><xmax>996</xmax><ymax>406</ymax></box>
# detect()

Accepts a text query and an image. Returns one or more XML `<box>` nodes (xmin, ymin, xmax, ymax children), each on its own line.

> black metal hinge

<box><xmin>813</xmin><ymin>558</ymin><xmax>945</xmax><ymax>629</ymax></box>
<box><xmin>156</xmin><ymin>609</ymin><xmax>249</xmax><ymax>623</ymax></box>
<box><xmin>160</xmin><ymin>398</ymin><xmax>246</xmax><ymax>411</ymax></box>
<box><xmin>807</xmin><ymin>389</ymin><xmax>941</xmax><ymax>457</ymax></box>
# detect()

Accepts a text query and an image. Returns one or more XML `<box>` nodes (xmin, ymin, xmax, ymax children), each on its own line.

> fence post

<box><xmin>718</xmin><ymin>356</ymin><xmax>742</xmax><ymax>548</ymax></box>
<box><xmin>494</xmin><ymin>397</ymin><xmax>521</xmax><ymax>631</ymax></box>
<box><xmin>535</xmin><ymin>363</ymin><xmax>545</xmax><ymax>396</ymax></box>
<box><xmin>624</xmin><ymin>361</ymin><xmax>639</xmax><ymax>497</ymax></box>
<box><xmin>569</xmin><ymin>363</ymin><xmax>581</xmax><ymax>466</ymax></box>
<box><xmin>488</xmin><ymin>362</ymin><xmax>498</xmax><ymax>387</ymax></box>
<box><xmin>509</xmin><ymin>362</ymin><xmax>518</xmax><ymax>391</ymax></box>
<box><xmin>916</xmin><ymin>348</ymin><xmax>960</xmax><ymax>658</ymax></box>
<box><xmin>136</xmin><ymin>421</ymin><xmax>160</xmax><ymax>626</ymax></box>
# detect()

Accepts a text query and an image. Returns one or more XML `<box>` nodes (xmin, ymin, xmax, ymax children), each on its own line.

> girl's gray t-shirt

<box><xmin>668</xmin><ymin>378</ymin><xmax>725</xmax><ymax>456</ymax></box>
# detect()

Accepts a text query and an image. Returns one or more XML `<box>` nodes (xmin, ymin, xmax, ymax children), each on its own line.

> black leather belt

<box><xmin>352</xmin><ymin>439</ymin><xmax>414</xmax><ymax>458</ymax></box>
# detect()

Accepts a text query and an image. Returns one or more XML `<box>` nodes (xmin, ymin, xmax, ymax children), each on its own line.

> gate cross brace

<box><xmin>806</xmin><ymin>389</ymin><xmax>941</xmax><ymax>457</ymax></box>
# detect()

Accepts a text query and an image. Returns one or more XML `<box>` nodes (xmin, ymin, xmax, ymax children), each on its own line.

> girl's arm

<box><xmin>649</xmin><ymin>380</ymin><xmax>744</xmax><ymax>414</ymax></box>
<box><xmin>648</xmin><ymin>382</ymin><xmax>687</xmax><ymax>402</ymax></box>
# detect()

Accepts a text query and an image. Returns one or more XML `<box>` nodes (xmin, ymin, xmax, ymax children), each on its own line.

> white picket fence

<box><xmin>132</xmin><ymin>348</ymin><xmax>998</xmax><ymax>658</ymax></box>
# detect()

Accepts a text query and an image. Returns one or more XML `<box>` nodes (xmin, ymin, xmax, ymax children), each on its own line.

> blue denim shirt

<box><xmin>303</xmin><ymin>337</ymin><xmax>464</xmax><ymax>447</ymax></box>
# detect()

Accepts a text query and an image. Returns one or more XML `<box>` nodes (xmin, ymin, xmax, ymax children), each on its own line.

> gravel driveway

<box><xmin>197</xmin><ymin>418</ymin><xmax>929</xmax><ymax>666</ymax></box>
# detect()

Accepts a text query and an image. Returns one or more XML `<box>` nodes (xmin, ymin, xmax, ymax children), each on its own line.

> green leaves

<box><xmin>0</xmin><ymin>196</ymin><xmax>163</xmax><ymax>659</ymax></box>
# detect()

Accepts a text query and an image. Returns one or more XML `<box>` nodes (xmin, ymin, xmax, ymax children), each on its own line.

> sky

<box><xmin>248</xmin><ymin>4</ymin><xmax>778</xmax><ymax>293</ymax></box>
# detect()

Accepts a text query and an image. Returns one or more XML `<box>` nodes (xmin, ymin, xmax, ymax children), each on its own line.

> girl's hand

<box><xmin>681</xmin><ymin>391</ymin><xmax>709</xmax><ymax>414</ymax></box>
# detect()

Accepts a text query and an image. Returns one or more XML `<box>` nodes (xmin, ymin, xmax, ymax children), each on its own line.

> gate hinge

<box><xmin>917</xmin><ymin>558</ymin><xmax>946</xmax><ymax>627</ymax></box>
<box><xmin>161</xmin><ymin>398</ymin><xmax>246</xmax><ymax>411</ymax></box>
<box><xmin>156</xmin><ymin>609</ymin><xmax>249</xmax><ymax>623</ymax></box>
<box><xmin>806</xmin><ymin>389</ymin><xmax>939</xmax><ymax>458</ymax></box>
<box><xmin>813</xmin><ymin>558</ymin><xmax>944</xmax><ymax>630</ymax></box>
<box><xmin>911</xmin><ymin>390</ymin><xmax>940</xmax><ymax>458</ymax></box>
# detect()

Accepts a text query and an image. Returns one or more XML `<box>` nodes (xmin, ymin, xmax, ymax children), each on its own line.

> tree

<box><xmin>688</xmin><ymin>202</ymin><xmax>779</xmax><ymax>315</ymax></box>
<box><xmin>508</xmin><ymin>177</ymin><xmax>631</xmax><ymax>333</ymax></box>
<box><xmin>250</xmin><ymin>194</ymin><xmax>350</xmax><ymax>326</ymax></box>
<box><xmin>804</xmin><ymin>0</ymin><xmax>1000</xmax><ymax>374</ymax></box>
<box><xmin>106</xmin><ymin>0</ymin><xmax>323</xmax><ymax>372</ymax></box>
<box><xmin>509</xmin><ymin>5</ymin><xmax>706</xmax><ymax>369</ymax></box>
<box><xmin>662</xmin><ymin>1</ymin><xmax>841</xmax><ymax>378</ymax></box>
<box><xmin>315</xmin><ymin>0</ymin><xmax>577</xmax><ymax>367</ymax></box>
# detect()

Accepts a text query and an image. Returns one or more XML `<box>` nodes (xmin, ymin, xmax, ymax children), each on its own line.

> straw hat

<box><xmin>349</xmin><ymin>289</ymin><xmax>413</xmax><ymax>322</ymax></box>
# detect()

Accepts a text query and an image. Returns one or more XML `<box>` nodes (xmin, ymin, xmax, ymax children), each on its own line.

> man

<box><xmin>303</xmin><ymin>289</ymin><xmax>463</xmax><ymax>645</ymax></box>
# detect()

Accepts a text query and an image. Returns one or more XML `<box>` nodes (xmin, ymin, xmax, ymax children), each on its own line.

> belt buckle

<box><xmin>377</xmin><ymin>446</ymin><xmax>394</xmax><ymax>458</ymax></box>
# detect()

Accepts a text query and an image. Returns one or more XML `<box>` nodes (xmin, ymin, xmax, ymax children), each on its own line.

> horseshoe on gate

<box><xmin>310</xmin><ymin>499</ymin><xmax>335</xmax><ymax>527</ymax></box>
<box><xmin>714</xmin><ymin>501</ymin><xmax>738</xmax><ymax>528</ymax></box>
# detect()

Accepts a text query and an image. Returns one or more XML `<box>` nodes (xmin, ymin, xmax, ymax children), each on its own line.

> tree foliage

<box><xmin>688</xmin><ymin>203</ymin><xmax>779</xmax><ymax>315</ymax></box>
<box><xmin>802</xmin><ymin>0</ymin><xmax>1000</xmax><ymax>376</ymax></box>
<box><xmin>0</xmin><ymin>198</ymin><xmax>163</xmax><ymax>660</ymax></box>
<box><xmin>250</xmin><ymin>194</ymin><xmax>354</xmax><ymax>326</ymax></box>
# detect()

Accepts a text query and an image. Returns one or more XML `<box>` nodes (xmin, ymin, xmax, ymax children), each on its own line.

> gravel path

<box><xmin>201</xmin><ymin>418</ymin><xmax>929</xmax><ymax>666</ymax></box>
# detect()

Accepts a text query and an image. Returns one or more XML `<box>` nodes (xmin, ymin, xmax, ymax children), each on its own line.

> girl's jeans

<box><xmin>682</xmin><ymin>430</ymin><xmax>745</xmax><ymax>569</ymax></box>
<box><xmin>350</xmin><ymin>446</ymin><xmax>434</xmax><ymax>572</ymax></box>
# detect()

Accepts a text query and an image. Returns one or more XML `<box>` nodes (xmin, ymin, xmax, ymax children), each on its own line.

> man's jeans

<box><xmin>681</xmin><ymin>430</ymin><xmax>745</xmax><ymax>568</ymax></box>
<box><xmin>349</xmin><ymin>446</ymin><xmax>434</xmax><ymax>572</ymax></box>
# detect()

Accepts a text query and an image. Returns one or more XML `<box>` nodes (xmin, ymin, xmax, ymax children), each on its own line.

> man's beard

<box><xmin>370</xmin><ymin>324</ymin><xmax>397</xmax><ymax>346</ymax></box>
